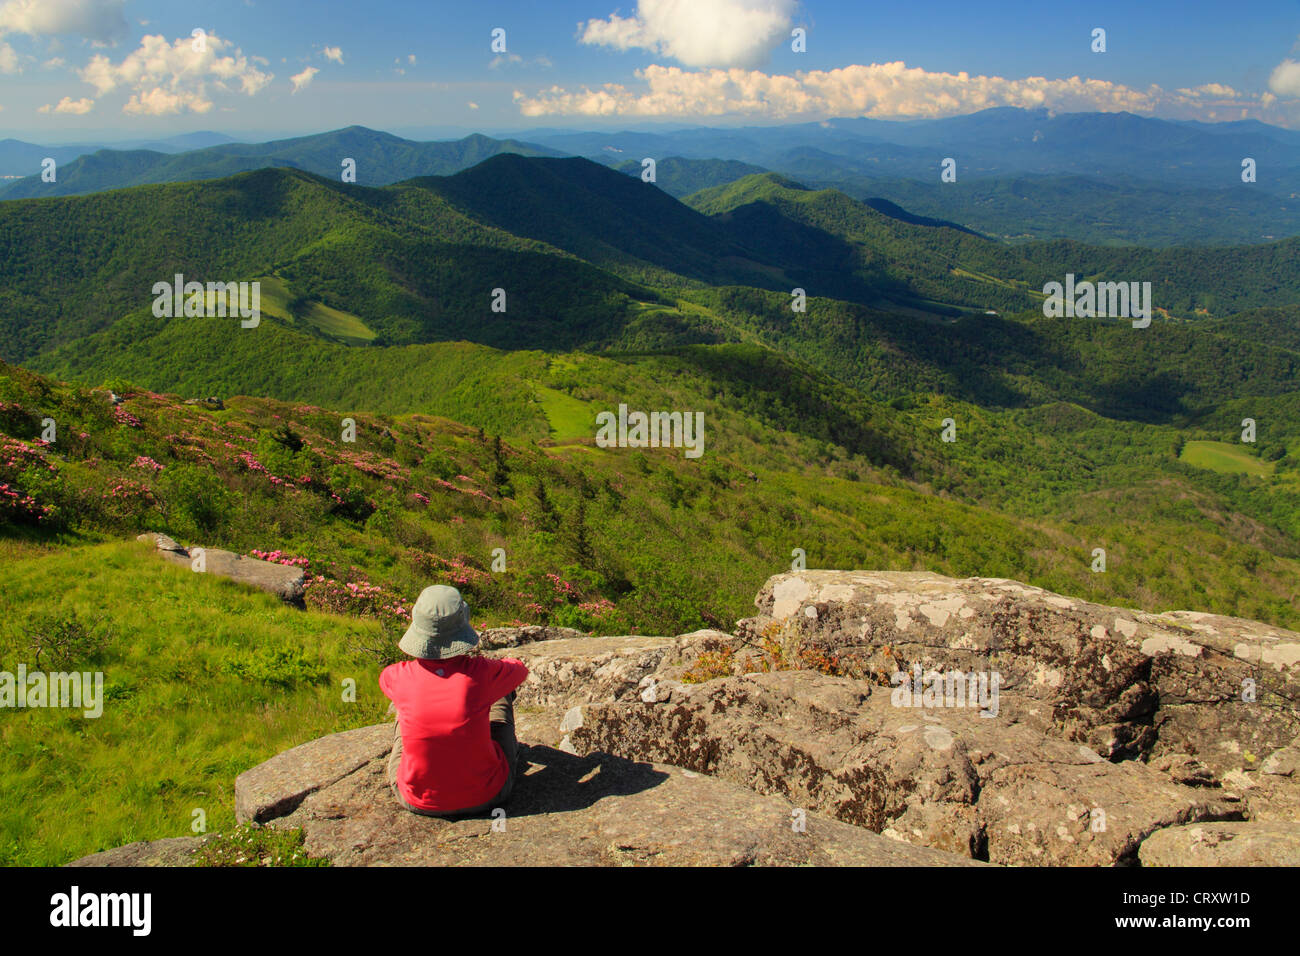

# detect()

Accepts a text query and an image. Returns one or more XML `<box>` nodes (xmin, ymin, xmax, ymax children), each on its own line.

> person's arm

<box><xmin>379</xmin><ymin>663</ymin><xmax>399</xmax><ymax>717</ymax></box>
<box><xmin>481</xmin><ymin>657</ymin><xmax>529</xmax><ymax>701</ymax></box>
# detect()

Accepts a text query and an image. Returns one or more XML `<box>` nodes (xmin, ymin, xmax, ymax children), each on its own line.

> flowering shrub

<box><xmin>250</xmin><ymin>549</ymin><xmax>310</xmax><ymax>568</ymax></box>
<box><xmin>335</xmin><ymin>450</ymin><xmax>407</xmax><ymax>483</ymax></box>
<box><xmin>1</xmin><ymin>439</ymin><xmax>67</xmax><ymax>526</ymax></box>
<box><xmin>112</xmin><ymin>406</ymin><xmax>143</xmax><ymax>428</ymax></box>
<box><xmin>233</xmin><ymin>451</ymin><xmax>295</xmax><ymax>487</ymax></box>
<box><xmin>0</xmin><ymin>400</ymin><xmax>38</xmax><ymax>439</ymax></box>
<box><xmin>132</xmin><ymin>456</ymin><xmax>164</xmax><ymax>472</ymax></box>
<box><xmin>432</xmin><ymin>477</ymin><xmax>492</xmax><ymax>501</ymax></box>
<box><xmin>102</xmin><ymin>479</ymin><xmax>155</xmax><ymax>500</ymax></box>
<box><xmin>510</xmin><ymin>570</ymin><xmax>618</xmax><ymax>631</ymax></box>
<box><xmin>304</xmin><ymin>574</ymin><xmax>409</xmax><ymax>626</ymax></box>
<box><xmin>96</xmin><ymin>478</ymin><xmax>159</xmax><ymax>526</ymax></box>
<box><xmin>0</xmin><ymin>481</ymin><xmax>54</xmax><ymax>524</ymax></box>
<box><xmin>2</xmin><ymin>438</ymin><xmax>57</xmax><ymax>475</ymax></box>
<box><xmin>408</xmin><ymin>550</ymin><xmax>490</xmax><ymax>589</ymax></box>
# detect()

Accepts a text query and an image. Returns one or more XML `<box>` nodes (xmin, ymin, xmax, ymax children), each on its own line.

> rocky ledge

<box><xmin>136</xmin><ymin>532</ymin><xmax>306</xmax><ymax>604</ymax></box>
<box><xmin>73</xmin><ymin>570</ymin><xmax>1300</xmax><ymax>867</ymax></box>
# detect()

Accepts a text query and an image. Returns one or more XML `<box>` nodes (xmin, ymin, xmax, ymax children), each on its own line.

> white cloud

<box><xmin>515</xmin><ymin>61</ymin><xmax>1264</xmax><ymax>120</ymax></box>
<box><xmin>38</xmin><ymin>94</ymin><xmax>94</xmax><ymax>113</ymax></box>
<box><xmin>124</xmin><ymin>87</ymin><xmax>210</xmax><ymax>114</ymax></box>
<box><xmin>42</xmin><ymin>55</ymin><xmax>65</xmax><ymax>68</ymax></box>
<box><xmin>581</xmin><ymin>0</ymin><xmax>796</xmax><ymax>69</ymax></box>
<box><xmin>408</xmin><ymin>54</ymin><xmax>416</xmax><ymax>65</ymax></box>
<box><xmin>0</xmin><ymin>0</ymin><xmax>127</xmax><ymax>43</ymax></box>
<box><xmin>1269</xmin><ymin>59</ymin><xmax>1300</xmax><ymax>97</ymax></box>
<box><xmin>1176</xmin><ymin>82</ymin><xmax>1239</xmax><ymax>98</ymax></box>
<box><xmin>467</xmin><ymin>100</ymin><xmax>478</xmax><ymax>109</ymax></box>
<box><xmin>290</xmin><ymin>65</ymin><xmax>318</xmax><ymax>93</ymax></box>
<box><xmin>0</xmin><ymin>39</ymin><xmax>18</xmax><ymax>72</ymax></box>
<box><xmin>77</xmin><ymin>33</ymin><xmax>274</xmax><ymax>115</ymax></box>
<box><xmin>322</xmin><ymin>45</ymin><xmax>343</xmax><ymax>64</ymax></box>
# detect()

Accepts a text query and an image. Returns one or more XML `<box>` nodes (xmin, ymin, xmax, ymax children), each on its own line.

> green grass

<box><xmin>0</xmin><ymin>539</ymin><xmax>389</xmax><ymax>866</ymax></box>
<box><xmin>195</xmin><ymin>823</ymin><xmax>329</xmax><ymax>867</ymax></box>
<box><xmin>1180</xmin><ymin>440</ymin><xmax>1273</xmax><ymax>477</ymax></box>
<box><xmin>536</xmin><ymin>386</ymin><xmax>596</xmax><ymax>443</ymax></box>
<box><xmin>251</xmin><ymin>274</ymin><xmax>376</xmax><ymax>343</ymax></box>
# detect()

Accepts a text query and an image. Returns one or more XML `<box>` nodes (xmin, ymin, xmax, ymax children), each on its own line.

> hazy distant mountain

<box><xmin>123</xmin><ymin>131</ymin><xmax>241</xmax><ymax>152</ymax></box>
<box><xmin>0</xmin><ymin>132</ymin><xmax>242</xmax><ymax>179</ymax></box>
<box><xmin>528</xmin><ymin>108</ymin><xmax>1300</xmax><ymax>190</ymax></box>
<box><xmin>0</xmin><ymin>127</ymin><xmax>560</xmax><ymax>199</ymax></box>
<box><xmin>532</xmin><ymin>109</ymin><xmax>1300</xmax><ymax>245</ymax></box>
<box><xmin>0</xmin><ymin>140</ymin><xmax>93</xmax><ymax>178</ymax></box>
<box><xmin>5</xmin><ymin>110</ymin><xmax>1297</xmax><ymax>245</ymax></box>
<box><xmin>1172</xmin><ymin>118</ymin><xmax>1300</xmax><ymax>147</ymax></box>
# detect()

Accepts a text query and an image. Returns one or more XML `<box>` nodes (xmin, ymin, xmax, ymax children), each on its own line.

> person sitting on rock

<box><xmin>380</xmin><ymin>585</ymin><xmax>529</xmax><ymax>817</ymax></box>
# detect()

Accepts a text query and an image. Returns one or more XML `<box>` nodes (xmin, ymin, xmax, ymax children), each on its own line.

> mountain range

<box><xmin>5</xmin><ymin>110</ymin><xmax>1298</xmax><ymax>246</ymax></box>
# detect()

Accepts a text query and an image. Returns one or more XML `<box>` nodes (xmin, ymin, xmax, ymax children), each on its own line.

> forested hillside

<box><xmin>3</xmin><ymin>155</ymin><xmax>1299</xmax><ymax>640</ymax></box>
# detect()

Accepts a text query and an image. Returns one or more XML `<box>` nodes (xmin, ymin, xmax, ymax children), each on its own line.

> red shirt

<box><xmin>379</xmin><ymin>655</ymin><xmax>529</xmax><ymax>813</ymax></box>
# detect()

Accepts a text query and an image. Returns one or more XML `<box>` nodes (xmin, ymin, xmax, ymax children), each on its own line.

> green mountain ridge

<box><xmin>0</xmin><ymin>128</ymin><xmax>561</xmax><ymax>199</ymax></box>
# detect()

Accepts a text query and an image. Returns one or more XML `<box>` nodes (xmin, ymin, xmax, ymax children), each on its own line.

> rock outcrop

<box><xmin>563</xmin><ymin>670</ymin><xmax>1239</xmax><ymax>865</ymax></box>
<box><xmin>740</xmin><ymin>571</ymin><xmax>1300</xmax><ymax>776</ymax></box>
<box><xmin>501</xmin><ymin>572</ymin><xmax>1299</xmax><ymax>866</ymax></box>
<box><xmin>478</xmin><ymin>624</ymin><xmax>591</xmax><ymax>649</ymax></box>
<box><xmin>136</xmin><ymin>532</ymin><xmax>306</xmax><ymax>604</ymax></box>
<box><xmin>228</xmin><ymin>722</ymin><xmax>982</xmax><ymax>866</ymax></box>
<box><xmin>70</xmin><ymin>569</ymin><xmax>1300</xmax><ymax>867</ymax></box>
<box><xmin>68</xmin><ymin>836</ymin><xmax>206</xmax><ymax>868</ymax></box>
<box><xmin>1138</xmin><ymin>821</ymin><xmax>1300</xmax><ymax>866</ymax></box>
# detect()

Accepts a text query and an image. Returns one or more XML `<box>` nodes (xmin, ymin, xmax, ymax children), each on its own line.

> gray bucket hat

<box><xmin>398</xmin><ymin>585</ymin><xmax>480</xmax><ymax>660</ymax></box>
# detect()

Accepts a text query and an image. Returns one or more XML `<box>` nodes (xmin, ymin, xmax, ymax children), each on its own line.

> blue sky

<box><xmin>1</xmin><ymin>0</ymin><xmax>1298</xmax><ymax>142</ymax></box>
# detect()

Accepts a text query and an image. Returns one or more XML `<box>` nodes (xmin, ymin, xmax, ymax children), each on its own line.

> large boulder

<box><xmin>236</xmin><ymin>723</ymin><xmax>984</xmax><ymax>867</ymax></box>
<box><xmin>68</xmin><ymin>836</ymin><xmax>205</xmax><ymax>867</ymax></box>
<box><xmin>1139</xmin><ymin>821</ymin><xmax>1300</xmax><ymax>866</ymax></box>
<box><xmin>565</xmin><ymin>670</ymin><xmax>1242</xmax><ymax>865</ymax></box>
<box><xmin>479</xmin><ymin>625</ymin><xmax>590</xmax><ymax>649</ymax></box>
<box><xmin>739</xmin><ymin>571</ymin><xmax>1300</xmax><ymax>777</ymax></box>
<box><xmin>137</xmin><ymin>532</ymin><xmax>306</xmax><ymax>604</ymax></box>
<box><xmin>236</xmin><ymin>724</ymin><xmax>395</xmax><ymax>823</ymax></box>
<box><xmin>483</xmin><ymin>630</ymin><xmax>733</xmax><ymax>748</ymax></box>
